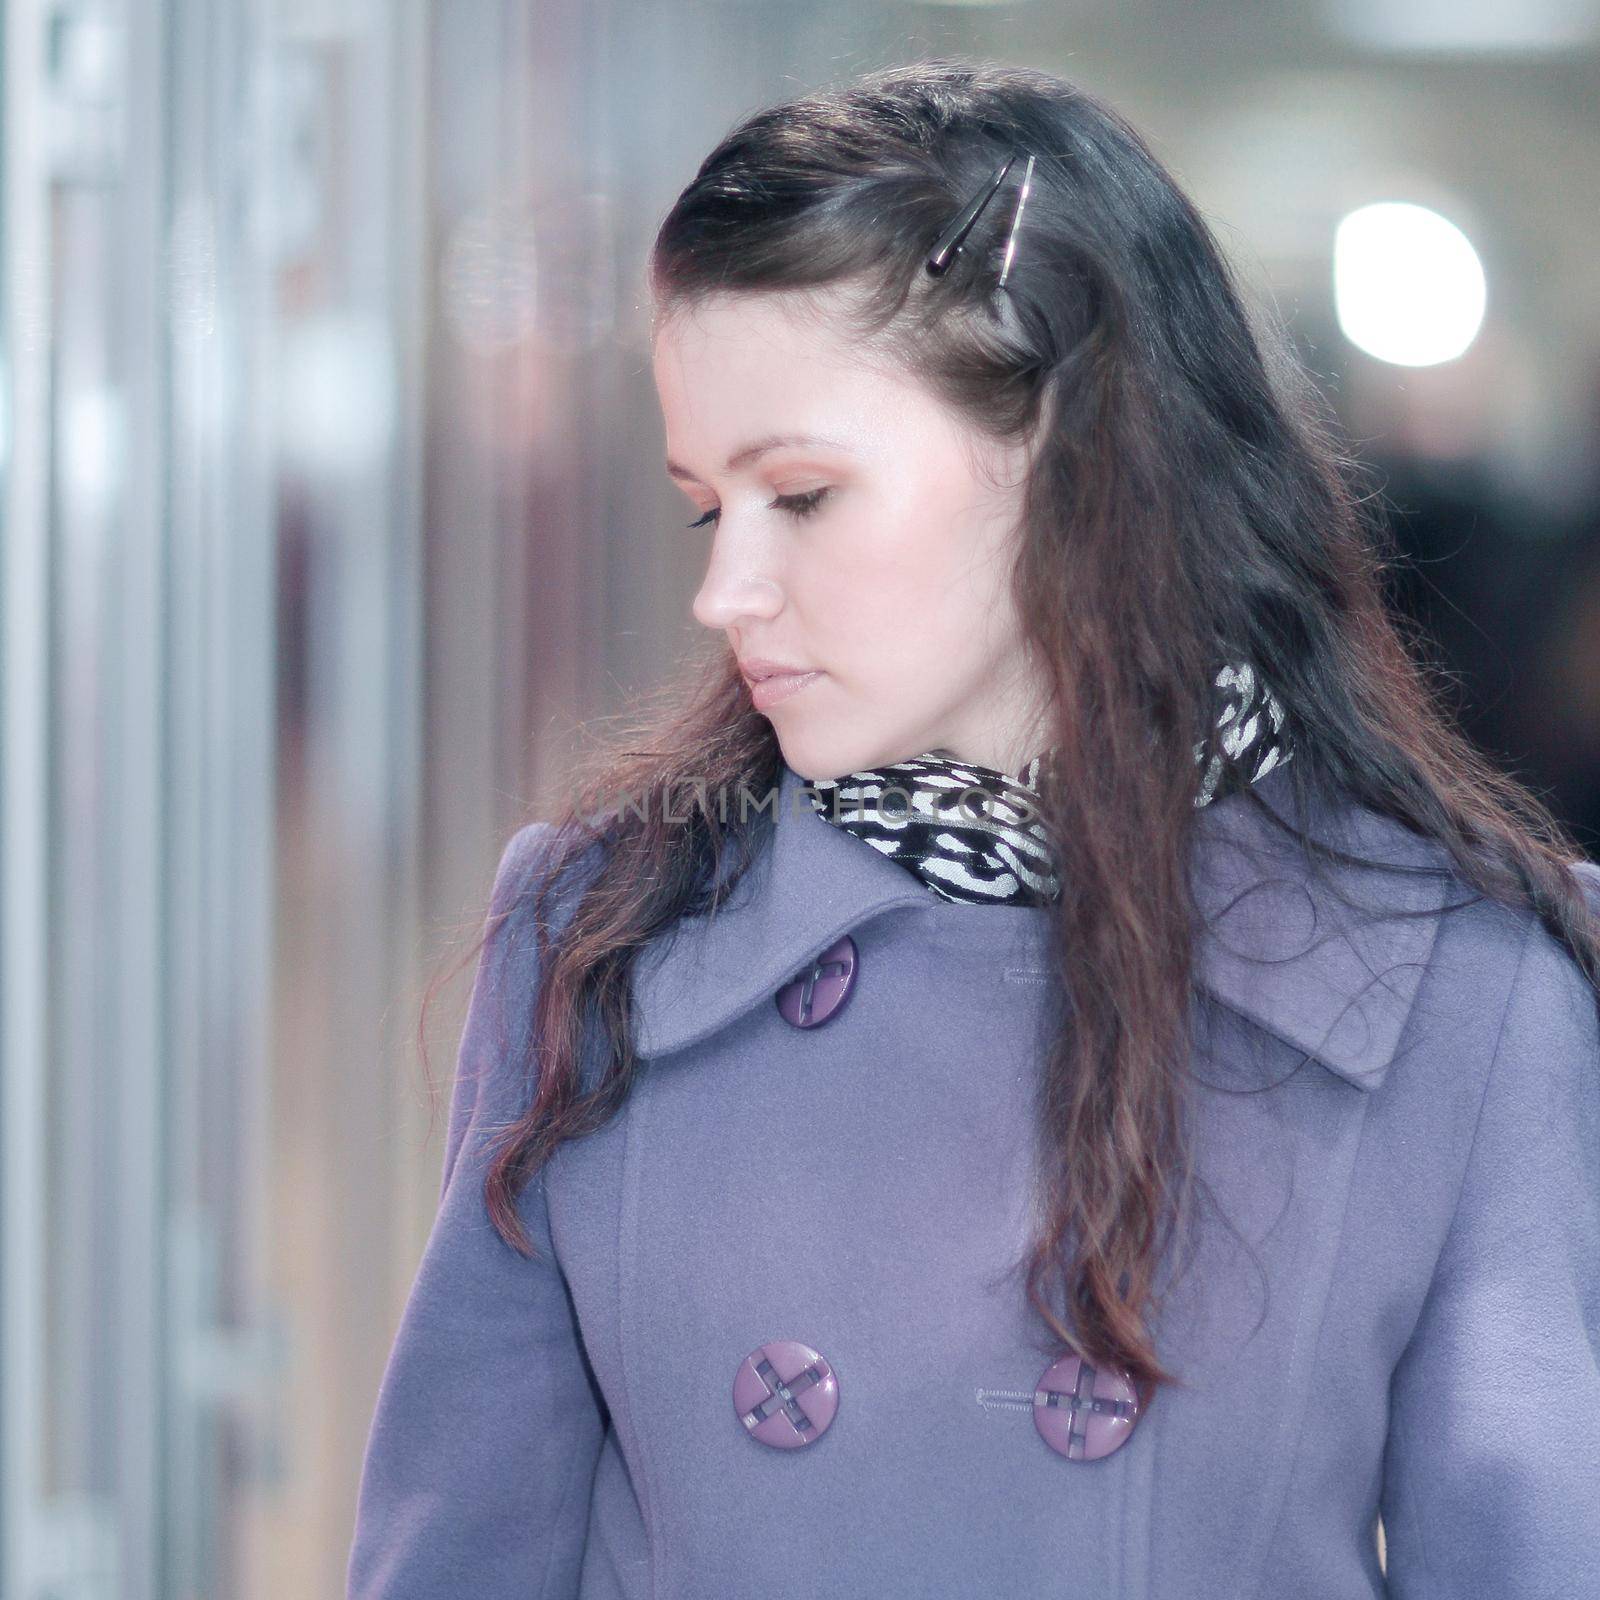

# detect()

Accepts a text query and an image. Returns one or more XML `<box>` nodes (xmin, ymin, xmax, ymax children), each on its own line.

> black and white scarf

<box><xmin>805</xmin><ymin>661</ymin><xmax>1293</xmax><ymax>907</ymax></box>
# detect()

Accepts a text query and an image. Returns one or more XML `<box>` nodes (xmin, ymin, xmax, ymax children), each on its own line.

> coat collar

<box><xmin>629</xmin><ymin>760</ymin><xmax>1455</xmax><ymax>1091</ymax></box>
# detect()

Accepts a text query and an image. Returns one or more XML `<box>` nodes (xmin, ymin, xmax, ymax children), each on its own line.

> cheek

<box><xmin>867</xmin><ymin>532</ymin><xmax>1015</xmax><ymax>648</ymax></box>
<box><xmin>800</xmin><ymin>487</ymin><xmax>1022</xmax><ymax>666</ymax></box>
<box><xmin>783</xmin><ymin>528</ymin><xmax>913</xmax><ymax>636</ymax></box>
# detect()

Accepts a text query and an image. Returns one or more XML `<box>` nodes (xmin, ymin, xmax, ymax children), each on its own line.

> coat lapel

<box><xmin>629</xmin><ymin>759</ymin><xmax>1455</xmax><ymax>1091</ymax></box>
<box><xmin>1186</xmin><ymin>760</ymin><xmax>1455</xmax><ymax>1089</ymax></box>
<box><xmin>628</xmin><ymin>763</ymin><xmax>931</xmax><ymax>1062</ymax></box>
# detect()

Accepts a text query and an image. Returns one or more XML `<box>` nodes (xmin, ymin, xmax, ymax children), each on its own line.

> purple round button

<box><xmin>774</xmin><ymin>935</ymin><xmax>858</xmax><ymax>1029</ymax></box>
<box><xmin>1033</xmin><ymin>1353</ymin><xmax>1141</xmax><ymax>1461</ymax></box>
<box><xmin>733</xmin><ymin>1340</ymin><xmax>839</xmax><ymax>1449</ymax></box>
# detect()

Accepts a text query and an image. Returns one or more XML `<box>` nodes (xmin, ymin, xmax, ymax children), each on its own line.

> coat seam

<box><xmin>534</xmin><ymin>1177</ymin><xmax>605</xmax><ymax>1600</ymax></box>
<box><xmin>616</xmin><ymin>1070</ymin><xmax>663</xmax><ymax>1600</ymax></box>
<box><xmin>1237</xmin><ymin>1082</ymin><xmax>1376</xmax><ymax>1600</ymax></box>
<box><xmin>1387</xmin><ymin>906</ymin><xmax>1541</xmax><ymax>1595</ymax></box>
<box><xmin>535</xmin><ymin>1363</ymin><xmax>592</xmax><ymax>1600</ymax></box>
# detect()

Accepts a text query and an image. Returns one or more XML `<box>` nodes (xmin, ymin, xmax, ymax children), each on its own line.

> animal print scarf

<box><xmin>804</xmin><ymin>661</ymin><xmax>1293</xmax><ymax>907</ymax></box>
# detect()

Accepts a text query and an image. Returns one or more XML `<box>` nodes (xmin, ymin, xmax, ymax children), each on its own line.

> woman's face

<box><xmin>651</xmin><ymin>288</ymin><xmax>1050</xmax><ymax>782</ymax></box>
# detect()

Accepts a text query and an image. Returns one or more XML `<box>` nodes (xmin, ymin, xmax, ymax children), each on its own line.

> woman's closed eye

<box><xmin>687</xmin><ymin>487</ymin><xmax>831</xmax><ymax>529</ymax></box>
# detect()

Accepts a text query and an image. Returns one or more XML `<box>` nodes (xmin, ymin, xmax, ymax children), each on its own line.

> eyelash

<box><xmin>687</xmin><ymin>487</ymin><xmax>831</xmax><ymax>529</ymax></box>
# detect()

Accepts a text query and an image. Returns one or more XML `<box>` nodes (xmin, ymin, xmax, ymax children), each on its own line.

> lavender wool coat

<box><xmin>347</xmin><ymin>759</ymin><xmax>1600</xmax><ymax>1599</ymax></box>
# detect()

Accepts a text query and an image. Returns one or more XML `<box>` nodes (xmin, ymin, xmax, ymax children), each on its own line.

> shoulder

<box><xmin>1427</xmin><ymin>855</ymin><xmax>1600</xmax><ymax>1047</ymax></box>
<box><xmin>487</xmin><ymin>820</ymin><xmax>572</xmax><ymax>911</ymax></box>
<box><xmin>468</xmin><ymin>820</ymin><xmax>611</xmax><ymax>1052</ymax></box>
<box><xmin>1484</xmin><ymin>857</ymin><xmax>1600</xmax><ymax>1065</ymax></box>
<box><xmin>1193</xmin><ymin>765</ymin><xmax>1599</xmax><ymax>1094</ymax></box>
<box><xmin>485</xmin><ymin>820</ymin><xmax>610</xmax><ymax>943</ymax></box>
<box><xmin>446</xmin><ymin>821</ymin><xmax>615</xmax><ymax>1152</ymax></box>
<box><xmin>1379</xmin><ymin>873</ymin><xmax>1600</xmax><ymax>1600</ymax></box>
<box><xmin>1409</xmin><ymin>856</ymin><xmax>1600</xmax><ymax>1198</ymax></box>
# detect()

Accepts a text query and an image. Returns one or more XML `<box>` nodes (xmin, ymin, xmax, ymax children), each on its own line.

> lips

<box><xmin>739</xmin><ymin>658</ymin><xmax>816</xmax><ymax>683</ymax></box>
<box><xmin>746</xmin><ymin>668</ymin><xmax>825</xmax><ymax>712</ymax></box>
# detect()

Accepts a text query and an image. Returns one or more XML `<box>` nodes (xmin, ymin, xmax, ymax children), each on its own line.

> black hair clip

<box><xmin>924</xmin><ymin>150</ymin><xmax>1037</xmax><ymax>288</ymax></box>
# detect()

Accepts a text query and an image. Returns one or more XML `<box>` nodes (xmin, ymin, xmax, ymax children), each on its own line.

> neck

<box><xmin>922</xmin><ymin>744</ymin><xmax>1046</xmax><ymax>786</ymax></box>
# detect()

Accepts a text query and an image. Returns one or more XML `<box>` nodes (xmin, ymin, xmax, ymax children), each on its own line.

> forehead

<box><xmin>652</xmin><ymin>292</ymin><xmax>863</xmax><ymax>389</ymax></box>
<box><xmin>650</xmin><ymin>291</ymin><xmax>943</xmax><ymax>464</ymax></box>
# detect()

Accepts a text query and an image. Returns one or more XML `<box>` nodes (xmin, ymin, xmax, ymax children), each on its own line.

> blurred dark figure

<box><xmin>1368</xmin><ymin>448</ymin><xmax>1600</xmax><ymax>859</ymax></box>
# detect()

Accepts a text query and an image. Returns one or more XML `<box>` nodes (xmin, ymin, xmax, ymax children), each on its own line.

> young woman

<box><xmin>347</xmin><ymin>60</ymin><xmax>1600</xmax><ymax>1600</ymax></box>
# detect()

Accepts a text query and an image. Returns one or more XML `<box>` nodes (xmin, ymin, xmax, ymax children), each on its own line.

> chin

<box><xmin>773</xmin><ymin>726</ymin><xmax>922</xmax><ymax>785</ymax></box>
<box><xmin>773</xmin><ymin>744</ymin><xmax>848</xmax><ymax>786</ymax></box>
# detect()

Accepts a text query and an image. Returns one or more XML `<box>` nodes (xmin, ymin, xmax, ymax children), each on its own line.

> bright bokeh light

<box><xmin>1333</xmin><ymin>201</ymin><xmax>1488</xmax><ymax>366</ymax></box>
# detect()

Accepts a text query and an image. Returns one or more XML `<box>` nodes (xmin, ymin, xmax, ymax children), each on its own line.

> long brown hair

<box><xmin>424</xmin><ymin>60</ymin><xmax>1600</xmax><ymax>1404</ymax></box>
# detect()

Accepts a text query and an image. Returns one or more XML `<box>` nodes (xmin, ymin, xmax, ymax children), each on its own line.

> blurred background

<box><xmin>2</xmin><ymin>1</ymin><xmax>1597</xmax><ymax>1596</ymax></box>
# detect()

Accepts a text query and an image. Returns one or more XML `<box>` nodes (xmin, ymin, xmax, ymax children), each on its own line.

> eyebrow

<box><xmin>664</xmin><ymin>432</ymin><xmax>851</xmax><ymax>484</ymax></box>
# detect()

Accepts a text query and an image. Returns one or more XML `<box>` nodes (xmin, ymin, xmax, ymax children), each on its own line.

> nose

<box><xmin>691</xmin><ymin>531</ymin><xmax>784</xmax><ymax>633</ymax></box>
